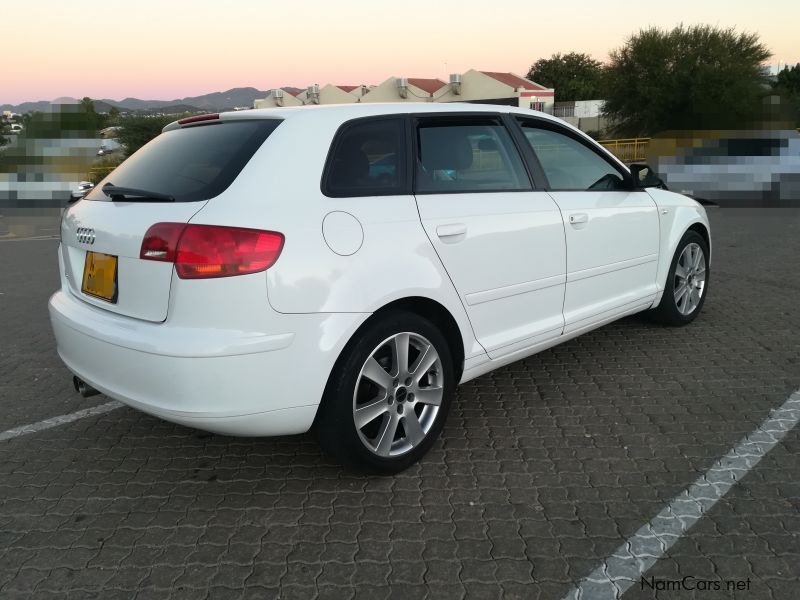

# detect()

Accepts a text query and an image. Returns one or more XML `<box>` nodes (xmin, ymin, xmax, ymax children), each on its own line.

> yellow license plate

<box><xmin>82</xmin><ymin>252</ymin><xmax>118</xmax><ymax>303</ymax></box>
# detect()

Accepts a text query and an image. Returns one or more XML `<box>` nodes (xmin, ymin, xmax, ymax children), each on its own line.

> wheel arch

<box><xmin>646</xmin><ymin>219</ymin><xmax>711</xmax><ymax>325</ymax></box>
<box><xmin>646</xmin><ymin>188</ymin><xmax>712</xmax><ymax>281</ymax></box>
<box><xmin>313</xmin><ymin>296</ymin><xmax>466</xmax><ymax>429</ymax></box>
<box><xmin>687</xmin><ymin>221</ymin><xmax>711</xmax><ymax>262</ymax></box>
<box><xmin>372</xmin><ymin>297</ymin><xmax>466</xmax><ymax>382</ymax></box>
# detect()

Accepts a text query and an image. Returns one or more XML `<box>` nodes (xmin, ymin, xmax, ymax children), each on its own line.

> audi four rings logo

<box><xmin>76</xmin><ymin>227</ymin><xmax>96</xmax><ymax>245</ymax></box>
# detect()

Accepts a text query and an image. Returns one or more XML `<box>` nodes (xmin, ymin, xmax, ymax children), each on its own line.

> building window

<box><xmin>530</xmin><ymin>102</ymin><xmax>544</xmax><ymax>112</ymax></box>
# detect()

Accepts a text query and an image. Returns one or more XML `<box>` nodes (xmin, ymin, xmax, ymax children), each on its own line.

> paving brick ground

<box><xmin>0</xmin><ymin>208</ymin><xmax>798</xmax><ymax>599</ymax></box>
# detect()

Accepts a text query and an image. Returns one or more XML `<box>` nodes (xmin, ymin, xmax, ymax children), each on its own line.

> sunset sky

<box><xmin>4</xmin><ymin>0</ymin><xmax>798</xmax><ymax>105</ymax></box>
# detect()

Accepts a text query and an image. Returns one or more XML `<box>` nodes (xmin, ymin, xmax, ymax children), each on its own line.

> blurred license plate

<box><xmin>82</xmin><ymin>252</ymin><xmax>118</xmax><ymax>302</ymax></box>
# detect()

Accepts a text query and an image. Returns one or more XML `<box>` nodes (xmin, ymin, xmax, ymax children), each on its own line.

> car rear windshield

<box><xmin>86</xmin><ymin>119</ymin><xmax>281</xmax><ymax>203</ymax></box>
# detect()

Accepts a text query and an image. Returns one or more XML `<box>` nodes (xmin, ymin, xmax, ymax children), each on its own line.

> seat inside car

<box><xmin>331</xmin><ymin>143</ymin><xmax>370</xmax><ymax>189</ymax></box>
<box><xmin>419</xmin><ymin>128</ymin><xmax>473</xmax><ymax>190</ymax></box>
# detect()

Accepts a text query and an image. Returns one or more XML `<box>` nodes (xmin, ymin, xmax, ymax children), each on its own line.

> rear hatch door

<box><xmin>60</xmin><ymin>117</ymin><xmax>280</xmax><ymax>322</ymax></box>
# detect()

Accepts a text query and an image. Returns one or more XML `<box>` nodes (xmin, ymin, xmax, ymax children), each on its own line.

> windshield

<box><xmin>86</xmin><ymin>119</ymin><xmax>281</xmax><ymax>203</ymax></box>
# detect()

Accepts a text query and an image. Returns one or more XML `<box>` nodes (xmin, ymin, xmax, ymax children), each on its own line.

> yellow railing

<box><xmin>599</xmin><ymin>131</ymin><xmax>800</xmax><ymax>162</ymax></box>
<box><xmin>88</xmin><ymin>166</ymin><xmax>117</xmax><ymax>183</ymax></box>
<box><xmin>597</xmin><ymin>138</ymin><xmax>650</xmax><ymax>162</ymax></box>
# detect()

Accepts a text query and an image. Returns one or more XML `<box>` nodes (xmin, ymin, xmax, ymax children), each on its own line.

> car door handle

<box><xmin>568</xmin><ymin>213</ymin><xmax>589</xmax><ymax>225</ymax></box>
<box><xmin>436</xmin><ymin>223</ymin><xmax>467</xmax><ymax>238</ymax></box>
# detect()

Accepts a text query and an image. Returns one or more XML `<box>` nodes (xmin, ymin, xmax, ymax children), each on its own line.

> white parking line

<box><xmin>562</xmin><ymin>389</ymin><xmax>800</xmax><ymax>600</ymax></box>
<box><xmin>0</xmin><ymin>235</ymin><xmax>59</xmax><ymax>243</ymax></box>
<box><xmin>0</xmin><ymin>401</ymin><xmax>123</xmax><ymax>442</ymax></box>
<box><xmin>3</xmin><ymin>388</ymin><xmax>800</xmax><ymax>599</ymax></box>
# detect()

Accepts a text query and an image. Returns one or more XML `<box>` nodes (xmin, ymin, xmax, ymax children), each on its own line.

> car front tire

<box><xmin>647</xmin><ymin>230</ymin><xmax>710</xmax><ymax>326</ymax></box>
<box><xmin>316</xmin><ymin>310</ymin><xmax>455</xmax><ymax>473</ymax></box>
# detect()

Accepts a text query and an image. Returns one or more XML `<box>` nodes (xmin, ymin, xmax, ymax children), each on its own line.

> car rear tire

<box><xmin>647</xmin><ymin>230</ymin><xmax>710</xmax><ymax>326</ymax></box>
<box><xmin>316</xmin><ymin>310</ymin><xmax>455</xmax><ymax>473</ymax></box>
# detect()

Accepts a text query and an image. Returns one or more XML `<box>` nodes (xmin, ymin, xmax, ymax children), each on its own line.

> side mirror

<box><xmin>630</xmin><ymin>163</ymin><xmax>666</xmax><ymax>189</ymax></box>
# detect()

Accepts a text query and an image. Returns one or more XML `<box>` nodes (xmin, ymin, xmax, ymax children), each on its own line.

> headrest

<box><xmin>420</xmin><ymin>128</ymin><xmax>474</xmax><ymax>171</ymax></box>
<box><xmin>331</xmin><ymin>145</ymin><xmax>369</xmax><ymax>186</ymax></box>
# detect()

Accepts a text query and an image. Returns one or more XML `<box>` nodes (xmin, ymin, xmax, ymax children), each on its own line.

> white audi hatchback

<box><xmin>50</xmin><ymin>103</ymin><xmax>710</xmax><ymax>472</ymax></box>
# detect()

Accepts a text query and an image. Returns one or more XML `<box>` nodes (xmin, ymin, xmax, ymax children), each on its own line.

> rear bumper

<box><xmin>49</xmin><ymin>289</ymin><xmax>365</xmax><ymax>436</ymax></box>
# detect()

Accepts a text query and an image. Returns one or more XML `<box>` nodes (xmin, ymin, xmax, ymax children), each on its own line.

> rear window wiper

<box><xmin>102</xmin><ymin>183</ymin><xmax>175</xmax><ymax>202</ymax></box>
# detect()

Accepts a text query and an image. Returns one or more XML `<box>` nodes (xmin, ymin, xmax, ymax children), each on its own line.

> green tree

<box><xmin>15</xmin><ymin>104</ymin><xmax>103</xmax><ymax>139</ymax></box>
<box><xmin>80</xmin><ymin>97</ymin><xmax>96</xmax><ymax>114</ymax></box>
<box><xmin>116</xmin><ymin>114</ymin><xmax>174</xmax><ymax>156</ymax></box>
<box><xmin>107</xmin><ymin>106</ymin><xmax>121</xmax><ymax>125</ymax></box>
<box><xmin>79</xmin><ymin>97</ymin><xmax>108</xmax><ymax>132</ymax></box>
<box><xmin>603</xmin><ymin>25</ymin><xmax>772</xmax><ymax>136</ymax></box>
<box><xmin>773</xmin><ymin>64</ymin><xmax>800</xmax><ymax>125</ymax></box>
<box><xmin>775</xmin><ymin>64</ymin><xmax>800</xmax><ymax>95</ymax></box>
<box><xmin>527</xmin><ymin>52</ymin><xmax>606</xmax><ymax>102</ymax></box>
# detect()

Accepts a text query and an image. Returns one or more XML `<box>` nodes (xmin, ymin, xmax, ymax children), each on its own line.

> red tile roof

<box><xmin>336</xmin><ymin>85</ymin><xmax>360</xmax><ymax>93</ymax></box>
<box><xmin>480</xmin><ymin>71</ymin><xmax>548</xmax><ymax>91</ymax></box>
<box><xmin>407</xmin><ymin>78</ymin><xmax>447</xmax><ymax>94</ymax></box>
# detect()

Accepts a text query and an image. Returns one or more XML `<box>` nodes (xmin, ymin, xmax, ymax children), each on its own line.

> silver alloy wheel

<box><xmin>352</xmin><ymin>332</ymin><xmax>444</xmax><ymax>458</ymax></box>
<box><xmin>673</xmin><ymin>242</ymin><xmax>706</xmax><ymax>316</ymax></box>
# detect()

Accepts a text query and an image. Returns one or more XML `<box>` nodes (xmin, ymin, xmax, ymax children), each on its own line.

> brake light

<box><xmin>177</xmin><ymin>113</ymin><xmax>220</xmax><ymax>125</ymax></box>
<box><xmin>140</xmin><ymin>223</ymin><xmax>284</xmax><ymax>279</ymax></box>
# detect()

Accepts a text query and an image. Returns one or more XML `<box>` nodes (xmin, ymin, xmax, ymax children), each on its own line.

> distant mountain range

<box><xmin>1</xmin><ymin>87</ymin><xmax>274</xmax><ymax>114</ymax></box>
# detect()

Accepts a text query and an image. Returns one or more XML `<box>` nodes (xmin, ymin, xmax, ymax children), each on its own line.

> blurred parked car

<box><xmin>70</xmin><ymin>181</ymin><xmax>94</xmax><ymax>201</ymax></box>
<box><xmin>97</xmin><ymin>139</ymin><xmax>122</xmax><ymax>156</ymax></box>
<box><xmin>653</xmin><ymin>130</ymin><xmax>800</xmax><ymax>204</ymax></box>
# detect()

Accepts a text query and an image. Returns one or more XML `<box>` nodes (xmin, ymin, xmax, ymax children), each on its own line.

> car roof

<box><xmin>160</xmin><ymin>101</ymin><xmax>631</xmax><ymax>174</ymax></box>
<box><xmin>160</xmin><ymin>103</ymin><xmax>628</xmax><ymax>167</ymax></box>
<box><xmin>191</xmin><ymin>102</ymin><xmax>566</xmax><ymax>127</ymax></box>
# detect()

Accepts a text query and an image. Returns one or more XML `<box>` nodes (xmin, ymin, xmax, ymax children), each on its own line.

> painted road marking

<box><xmin>562</xmin><ymin>389</ymin><xmax>800</xmax><ymax>600</ymax></box>
<box><xmin>0</xmin><ymin>401</ymin><xmax>123</xmax><ymax>442</ymax></box>
<box><xmin>3</xmin><ymin>388</ymin><xmax>800</xmax><ymax>598</ymax></box>
<box><xmin>0</xmin><ymin>235</ymin><xmax>59</xmax><ymax>243</ymax></box>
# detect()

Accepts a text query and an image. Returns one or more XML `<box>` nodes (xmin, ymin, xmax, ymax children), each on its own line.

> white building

<box><xmin>254</xmin><ymin>70</ymin><xmax>555</xmax><ymax>113</ymax></box>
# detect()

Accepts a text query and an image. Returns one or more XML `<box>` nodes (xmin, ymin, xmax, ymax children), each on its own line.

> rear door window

<box><xmin>86</xmin><ymin>119</ymin><xmax>280</xmax><ymax>203</ymax></box>
<box><xmin>414</xmin><ymin>118</ymin><xmax>531</xmax><ymax>193</ymax></box>
<box><xmin>323</xmin><ymin>118</ymin><xmax>407</xmax><ymax>197</ymax></box>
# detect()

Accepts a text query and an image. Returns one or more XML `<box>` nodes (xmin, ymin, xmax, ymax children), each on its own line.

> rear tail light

<box><xmin>140</xmin><ymin>222</ymin><xmax>184</xmax><ymax>262</ymax></box>
<box><xmin>140</xmin><ymin>223</ymin><xmax>284</xmax><ymax>279</ymax></box>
